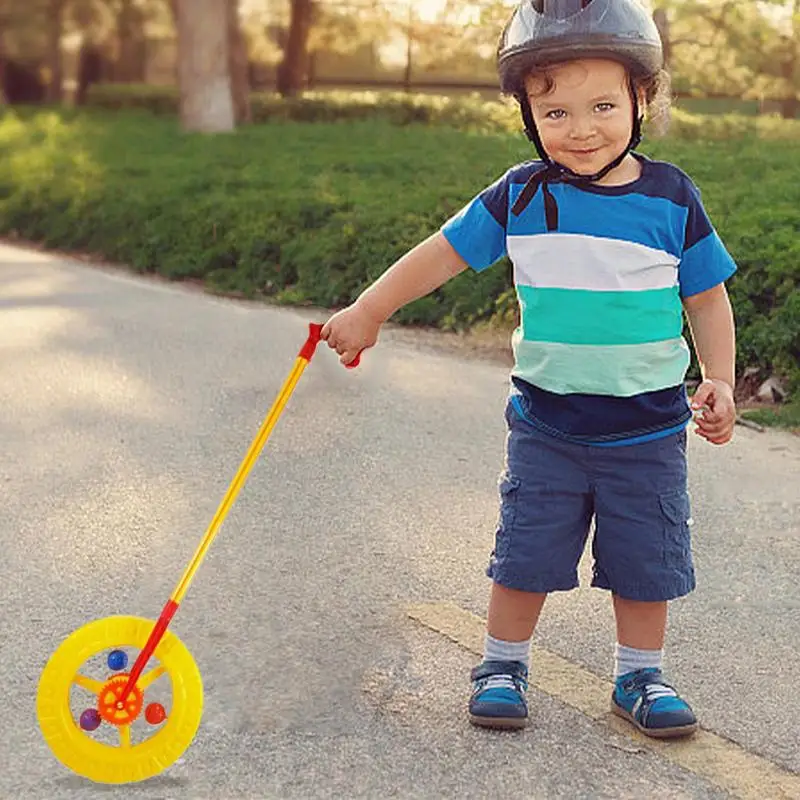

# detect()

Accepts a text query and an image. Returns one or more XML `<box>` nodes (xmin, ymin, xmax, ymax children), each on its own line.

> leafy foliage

<box><xmin>0</xmin><ymin>106</ymin><xmax>797</xmax><ymax>396</ymax></box>
<box><xmin>84</xmin><ymin>82</ymin><xmax>800</xmax><ymax>140</ymax></box>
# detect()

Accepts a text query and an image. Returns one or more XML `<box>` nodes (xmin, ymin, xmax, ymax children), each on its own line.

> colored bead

<box><xmin>79</xmin><ymin>708</ymin><xmax>102</xmax><ymax>731</ymax></box>
<box><xmin>107</xmin><ymin>650</ymin><xmax>128</xmax><ymax>671</ymax></box>
<box><xmin>145</xmin><ymin>703</ymin><xmax>167</xmax><ymax>725</ymax></box>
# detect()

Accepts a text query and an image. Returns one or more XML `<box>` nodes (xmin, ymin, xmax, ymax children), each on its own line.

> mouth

<box><xmin>568</xmin><ymin>148</ymin><xmax>600</xmax><ymax>156</ymax></box>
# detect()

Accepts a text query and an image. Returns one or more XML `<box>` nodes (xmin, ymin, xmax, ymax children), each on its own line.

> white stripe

<box><xmin>512</xmin><ymin>336</ymin><xmax>691</xmax><ymax>397</ymax></box>
<box><xmin>507</xmin><ymin>233</ymin><xmax>680</xmax><ymax>292</ymax></box>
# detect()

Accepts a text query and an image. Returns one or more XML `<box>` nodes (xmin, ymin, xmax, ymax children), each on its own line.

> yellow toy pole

<box><xmin>120</xmin><ymin>323</ymin><xmax>328</xmax><ymax>701</ymax></box>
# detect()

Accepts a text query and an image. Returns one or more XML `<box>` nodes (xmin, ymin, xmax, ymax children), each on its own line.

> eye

<box><xmin>545</xmin><ymin>109</ymin><xmax>566</xmax><ymax>120</ymax></box>
<box><xmin>595</xmin><ymin>102</ymin><xmax>615</xmax><ymax>112</ymax></box>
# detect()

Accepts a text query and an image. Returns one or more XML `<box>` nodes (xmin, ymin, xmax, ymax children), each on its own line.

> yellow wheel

<box><xmin>37</xmin><ymin>616</ymin><xmax>203</xmax><ymax>784</ymax></box>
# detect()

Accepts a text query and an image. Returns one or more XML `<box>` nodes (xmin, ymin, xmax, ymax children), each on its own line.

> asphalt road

<box><xmin>2</xmin><ymin>243</ymin><xmax>798</xmax><ymax>799</ymax></box>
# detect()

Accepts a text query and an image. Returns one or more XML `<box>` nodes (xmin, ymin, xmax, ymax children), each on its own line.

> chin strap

<box><xmin>512</xmin><ymin>80</ymin><xmax>643</xmax><ymax>230</ymax></box>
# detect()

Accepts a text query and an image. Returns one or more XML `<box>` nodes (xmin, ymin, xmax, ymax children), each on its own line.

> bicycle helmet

<box><xmin>497</xmin><ymin>0</ymin><xmax>664</xmax><ymax>226</ymax></box>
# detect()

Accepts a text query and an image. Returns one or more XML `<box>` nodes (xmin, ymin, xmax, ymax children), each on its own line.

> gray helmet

<box><xmin>498</xmin><ymin>0</ymin><xmax>663</xmax><ymax>95</ymax></box>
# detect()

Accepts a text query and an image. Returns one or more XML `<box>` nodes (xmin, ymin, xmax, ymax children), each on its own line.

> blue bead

<box><xmin>107</xmin><ymin>649</ymin><xmax>128</xmax><ymax>671</ymax></box>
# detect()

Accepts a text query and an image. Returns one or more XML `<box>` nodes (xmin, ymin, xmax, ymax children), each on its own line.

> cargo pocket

<box><xmin>492</xmin><ymin>474</ymin><xmax>521</xmax><ymax>562</ymax></box>
<box><xmin>659</xmin><ymin>490</ymin><xmax>692</xmax><ymax>568</ymax></box>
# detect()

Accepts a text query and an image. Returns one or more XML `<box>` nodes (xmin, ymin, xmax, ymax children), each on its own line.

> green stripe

<box><xmin>511</xmin><ymin>335</ymin><xmax>691</xmax><ymax>397</ymax></box>
<box><xmin>518</xmin><ymin>286</ymin><xmax>683</xmax><ymax>346</ymax></box>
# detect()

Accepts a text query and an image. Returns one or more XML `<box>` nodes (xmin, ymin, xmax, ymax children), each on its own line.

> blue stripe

<box><xmin>584</xmin><ymin>420</ymin><xmax>689</xmax><ymax>447</ymax></box>
<box><xmin>679</xmin><ymin>230</ymin><xmax>737</xmax><ymax>297</ymax></box>
<box><xmin>441</xmin><ymin>199</ymin><xmax>507</xmax><ymax>272</ymax></box>
<box><xmin>507</xmin><ymin>184</ymin><xmax>688</xmax><ymax>259</ymax></box>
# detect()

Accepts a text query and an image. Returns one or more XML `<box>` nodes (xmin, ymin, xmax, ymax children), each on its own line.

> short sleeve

<box><xmin>678</xmin><ymin>184</ymin><xmax>737</xmax><ymax>297</ymax></box>
<box><xmin>440</xmin><ymin>172</ymin><xmax>510</xmax><ymax>272</ymax></box>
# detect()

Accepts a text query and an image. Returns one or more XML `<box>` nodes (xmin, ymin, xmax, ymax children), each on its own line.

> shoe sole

<box><xmin>611</xmin><ymin>700</ymin><xmax>698</xmax><ymax>739</ymax></box>
<box><xmin>469</xmin><ymin>713</ymin><xmax>528</xmax><ymax>730</ymax></box>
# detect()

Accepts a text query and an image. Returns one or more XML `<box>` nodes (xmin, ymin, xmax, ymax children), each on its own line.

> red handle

<box><xmin>298</xmin><ymin>323</ymin><xmax>323</xmax><ymax>361</ymax></box>
<box><xmin>299</xmin><ymin>323</ymin><xmax>362</xmax><ymax>368</ymax></box>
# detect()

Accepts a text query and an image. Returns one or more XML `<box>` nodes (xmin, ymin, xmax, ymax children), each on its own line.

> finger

<box><xmin>339</xmin><ymin>349</ymin><xmax>360</xmax><ymax>366</ymax></box>
<box><xmin>695</xmin><ymin>419</ymin><xmax>734</xmax><ymax>440</ymax></box>
<box><xmin>690</xmin><ymin>380</ymin><xmax>715</xmax><ymax>410</ymax></box>
<box><xmin>695</xmin><ymin>413</ymin><xmax>726</xmax><ymax>431</ymax></box>
<box><xmin>700</xmin><ymin>427</ymin><xmax>734</xmax><ymax>445</ymax></box>
<box><xmin>321</xmin><ymin>320</ymin><xmax>332</xmax><ymax>340</ymax></box>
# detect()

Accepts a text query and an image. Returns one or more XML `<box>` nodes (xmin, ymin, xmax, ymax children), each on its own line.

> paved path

<box><xmin>2</xmin><ymin>243</ymin><xmax>799</xmax><ymax>799</ymax></box>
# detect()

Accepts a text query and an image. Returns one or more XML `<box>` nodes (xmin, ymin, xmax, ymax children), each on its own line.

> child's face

<box><xmin>524</xmin><ymin>58</ymin><xmax>640</xmax><ymax>178</ymax></box>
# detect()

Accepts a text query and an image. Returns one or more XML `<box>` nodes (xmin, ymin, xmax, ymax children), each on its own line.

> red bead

<box><xmin>145</xmin><ymin>702</ymin><xmax>167</xmax><ymax>725</ymax></box>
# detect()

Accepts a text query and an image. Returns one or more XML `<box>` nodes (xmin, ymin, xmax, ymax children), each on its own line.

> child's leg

<box><xmin>471</xmin><ymin>403</ymin><xmax>594</xmax><ymax>729</ymax></box>
<box><xmin>591</xmin><ymin>430</ymin><xmax>698</xmax><ymax>738</ymax></box>
<box><xmin>610</xmin><ymin>594</ymin><xmax>696</xmax><ymax>738</ymax></box>
<box><xmin>613</xmin><ymin>596</ymin><xmax>666</xmax><ymax>650</ymax></box>
<box><xmin>469</xmin><ymin>585</ymin><xmax>546</xmax><ymax>730</ymax></box>
<box><xmin>612</xmin><ymin>596</ymin><xmax>667</xmax><ymax>677</ymax></box>
<box><xmin>487</xmin><ymin>583</ymin><xmax>547</xmax><ymax>642</ymax></box>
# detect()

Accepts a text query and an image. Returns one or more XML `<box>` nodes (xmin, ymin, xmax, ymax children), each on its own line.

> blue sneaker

<box><xmin>469</xmin><ymin>660</ymin><xmax>528</xmax><ymax>729</ymax></box>
<box><xmin>612</xmin><ymin>668</ymin><xmax>698</xmax><ymax>738</ymax></box>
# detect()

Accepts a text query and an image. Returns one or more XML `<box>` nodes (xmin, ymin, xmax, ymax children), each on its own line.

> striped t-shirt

<box><xmin>441</xmin><ymin>155</ymin><xmax>737</xmax><ymax>446</ymax></box>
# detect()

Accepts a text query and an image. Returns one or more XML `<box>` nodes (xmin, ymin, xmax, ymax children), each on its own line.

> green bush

<box><xmin>0</xmin><ymin>107</ymin><xmax>797</xmax><ymax>396</ymax></box>
<box><xmin>85</xmin><ymin>83</ymin><xmax>800</xmax><ymax>142</ymax></box>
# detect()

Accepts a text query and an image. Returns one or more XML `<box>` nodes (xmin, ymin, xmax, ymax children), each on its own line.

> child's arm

<box><xmin>321</xmin><ymin>231</ymin><xmax>468</xmax><ymax>365</ymax></box>
<box><xmin>682</xmin><ymin>283</ymin><xmax>737</xmax><ymax>444</ymax></box>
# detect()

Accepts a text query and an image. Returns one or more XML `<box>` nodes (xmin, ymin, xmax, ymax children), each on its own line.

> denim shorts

<box><xmin>487</xmin><ymin>400</ymin><xmax>695</xmax><ymax>602</ymax></box>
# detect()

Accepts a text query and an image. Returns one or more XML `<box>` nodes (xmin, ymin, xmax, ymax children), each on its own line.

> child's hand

<box><xmin>690</xmin><ymin>379</ymin><xmax>736</xmax><ymax>445</ymax></box>
<box><xmin>321</xmin><ymin>301</ymin><xmax>382</xmax><ymax>366</ymax></box>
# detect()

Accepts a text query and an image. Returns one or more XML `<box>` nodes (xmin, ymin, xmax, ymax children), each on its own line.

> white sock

<box><xmin>614</xmin><ymin>643</ymin><xmax>663</xmax><ymax>678</ymax></box>
<box><xmin>484</xmin><ymin>634</ymin><xmax>531</xmax><ymax>670</ymax></box>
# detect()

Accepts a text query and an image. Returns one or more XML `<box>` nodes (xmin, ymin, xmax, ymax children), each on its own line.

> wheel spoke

<box><xmin>138</xmin><ymin>665</ymin><xmax>167</xmax><ymax>690</ymax></box>
<box><xmin>73</xmin><ymin>674</ymin><xmax>104</xmax><ymax>694</ymax></box>
<box><xmin>119</xmin><ymin>724</ymin><xmax>131</xmax><ymax>748</ymax></box>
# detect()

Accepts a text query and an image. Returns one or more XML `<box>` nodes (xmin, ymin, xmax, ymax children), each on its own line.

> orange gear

<box><xmin>97</xmin><ymin>675</ymin><xmax>144</xmax><ymax>726</ymax></box>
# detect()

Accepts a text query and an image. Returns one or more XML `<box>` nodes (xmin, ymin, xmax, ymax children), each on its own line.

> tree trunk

<box><xmin>176</xmin><ymin>0</ymin><xmax>235</xmax><ymax>133</ymax></box>
<box><xmin>276</xmin><ymin>0</ymin><xmax>313</xmax><ymax>97</ymax></box>
<box><xmin>652</xmin><ymin>7</ymin><xmax>671</xmax><ymax>67</ymax></box>
<box><xmin>0</xmin><ymin>24</ymin><xmax>6</xmax><ymax>106</ymax></box>
<box><xmin>403</xmin><ymin>4</ymin><xmax>413</xmax><ymax>93</ymax></box>
<box><xmin>228</xmin><ymin>0</ymin><xmax>251</xmax><ymax>123</ymax></box>
<box><xmin>45</xmin><ymin>0</ymin><xmax>65</xmax><ymax>103</ymax></box>
<box><xmin>779</xmin><ymin>96</ymin><xmax>799</xmax><ymax>119</ymax></box>
<box><xmin>116</xmin><ymin>0</ymin><xmax>146</xmax><ymax>83</ymax></box>
<box><xmin>779</xmin><ymin>37</ymin><xmax>798</xmax><ymax>120</ymax></box>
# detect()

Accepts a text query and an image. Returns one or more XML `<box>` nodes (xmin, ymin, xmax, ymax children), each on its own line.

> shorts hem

<box><xmin>590</xmin><ymin>575</ymin><xmax>696</xmax><ymax>601</ymax></box>
<box><xmin>487</xmin><ymin>566</ymin><xmax>578</xmax><ymax>594</ymax></box>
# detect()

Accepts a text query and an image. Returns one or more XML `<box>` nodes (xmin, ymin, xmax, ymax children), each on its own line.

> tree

<box><xmin>228</xmin><ymin>0</ymin><xmax>251</xmax><ymax>123</ymax></box>
<box><xmin>657</xmin><ymin>0</ymin><xmax>799</xmax><ymax>118</ymax></box>
<box><xmin>45</xmin><ymin>0</ymin><xmax>66</xmax><ymax>102</ymax></box>
<box><xmin>277</xmin><ymin>0</ymin><xmax>313</xmax><ymax>96</ymax></box>
<box><xmin>175</xmin><ymin>0</ymin><xmax>235</xmax><ymax>132</ymax></box>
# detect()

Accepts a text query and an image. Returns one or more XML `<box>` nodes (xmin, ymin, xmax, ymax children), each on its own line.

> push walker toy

<box><xmin>37</xmin><ymin>324</ymin><xmax>355</xmax><ymax>784</ymax></box>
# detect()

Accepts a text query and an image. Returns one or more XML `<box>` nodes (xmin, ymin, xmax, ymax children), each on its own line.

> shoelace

<box><xmin>642</xmin><ymin>681</ymin><xmax>678</xmax><ymax>703</ymax></box>
<box><xmin>479</xmin><ymin>674</ymin><xmax>523</xmax><ymax>694</ymax></box>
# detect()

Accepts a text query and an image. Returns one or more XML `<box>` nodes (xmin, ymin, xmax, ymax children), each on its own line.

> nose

<box><xmin>569</xmin><ymin>114</ymin><xmax>596</xmax><ymax>140</ymax></box>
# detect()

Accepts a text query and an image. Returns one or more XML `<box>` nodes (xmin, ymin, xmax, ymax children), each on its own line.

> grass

<box><xmin>0</xmin><ymin>105</ymin><xmax>797</xmax><ymax>418</ymax></box>
<box><xmin>741</xmin><ymin>401</ymin><xmax>800</xmax><ymax>433</ymax></box>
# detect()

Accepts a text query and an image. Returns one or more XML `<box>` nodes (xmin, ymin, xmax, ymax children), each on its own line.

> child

<box><xmin>322</xmin><ymin>0</ymin><xmax>736</xmax><ymax>739</ymax></box>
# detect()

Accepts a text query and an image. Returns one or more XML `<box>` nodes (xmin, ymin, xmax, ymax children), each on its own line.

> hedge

<box><xmin>0</xmin><ymin>103</ymin><xmax>798</xmax><ymax>397</ymax></box>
